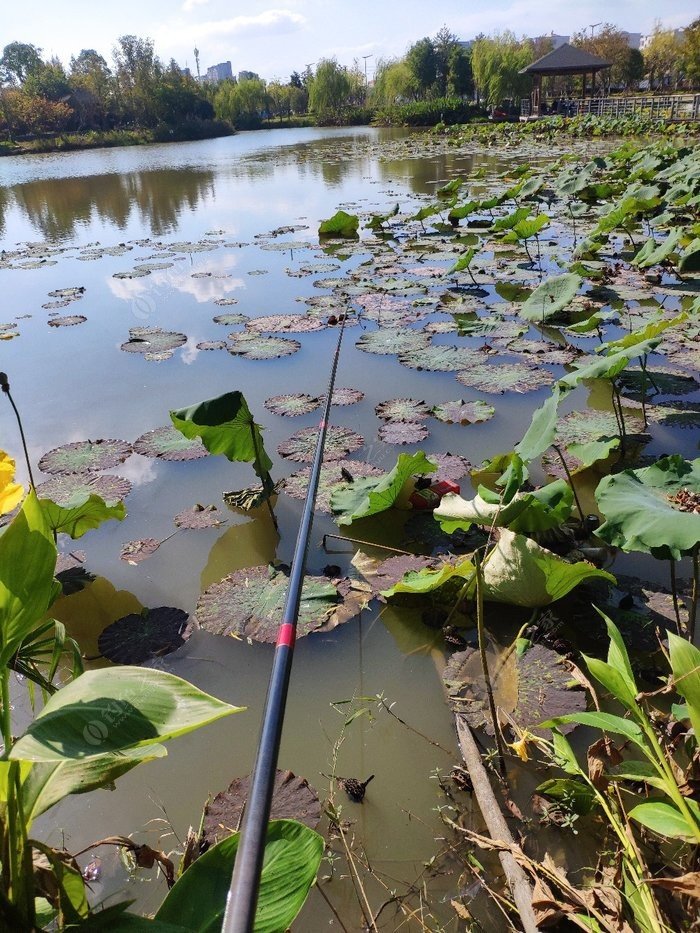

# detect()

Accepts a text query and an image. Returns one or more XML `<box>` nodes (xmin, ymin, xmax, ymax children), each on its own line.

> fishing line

<box><xmin>223</xmin><ymin>310</ymin><xmax>350</xmax><ymax>933</ymax></box>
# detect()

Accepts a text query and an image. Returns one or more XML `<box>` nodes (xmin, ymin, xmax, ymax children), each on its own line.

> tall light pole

<box><xmin>362</xmin><ymin>54</ymin><xmax>372</xmax><ymax>87</ymax></box>
<box><xmin>588</xmin><ymin>22</ymin><xmax>601</xmax><ymax>39</ymax></box>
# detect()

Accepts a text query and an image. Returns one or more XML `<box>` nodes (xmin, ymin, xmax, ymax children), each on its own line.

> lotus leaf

<box><xmin>204</xmin><ymin>769</ymin><xmax>321</xmax><ymax>845</ymax></box>
<box><xmin>38</xmin><ymin>439</ymin><xmax>133</xmax><ymax>475</ymax></box>
<box><xmin>134</xmin><ymin>426</ymin><xmax>208</xmax><ymax>462</ymax></box>
<box><xmin>245</xmin><ymin>314</ymin><xmax>324</xmax><ymax>334</ymax></box>
<box><xmin>319</xmin><ymin>210</ymin><xmax>359</xmax><ymax>238</ymax></box>
<box><xmin>375</xmin><ymin>398</ymin><xmax>431</xmax><ymax>422</ymax></box>
<box><xmin>36</xmin><ymin>474</ymin><xmax>132</xmax><ymax>506</ymax></box>
<box><xmin>428</xmin><ymin>453</ymin><xmax>472</xmax><ymax>483</ymax></box>
<box><xmin>39</xmin><ymin>494</ymin><xmax>126</xmax><ymax>539</ymax></box>
<box><xmin>121</xmin><ymin>327</ymin><xmax>187</xmax><ymax>360</ymax></box>
<box><xmin>171</xmin><ymin>392</ymin><xmax>273</xmax><ymax>485</ymax></box>
<box><xmin>282</xmin><ymin>460</ymin><xmax>382</xmax><ymax>513</ymax></box>
<box><xmin>398</xmin><ymin>343</ymin><xmax>484</xmax><ymax>373</ymax></box>
<box><xmin>47</xmin><ymin>315</ymin><xmax>87</xmax><ymax>328</ymax></box>
<box><xmin>435</xmin><ymin>480</ymin><xmax>573</xmax><ymax>535</ymax></box>
<box><xmin>195</xmin><ymin>566</ymin><xmax>356</xmax><ymax>641</ymax></box>
<box><xmin>444</xmin><ymin>642</ymin><xmax>585</xmax><ymax>736</ymax></box>
<box><xmin>431</xmin><ymin>400</ymin><xmax>495</xmax><ymax>425</ymax></box>
<box><xmin>174</xmin><ymin>505</ymin><xmax>225</xmax><ymax>529</ymax></box>
<box><xmin>331</xmin><ymin>450</ymin><xmax>437</xmax><ymax>525</ymax></box>
<box><xmin>378</xmin><ymin>421</ymin><xmax>429</xmax><ymax>445</ymax></box>
<box><xmin>331</xmin><ymin>387</ymin><xmax>364</xmax><ymax>406</ymax></box>
<box><xmin>277</xmin><ymin>425</ymin><xmax>363</xmax><ymax>463</ymax></box>
<box><xmin>98</xmin><ymin>607</ymin><xmax>192</xmax><ymax>664</ymax></box>
<box><xmin>356</xmin><ymin>328</ymin><xmax>430</xmax><ymax>356</ymax></box>
<box><xmin>595</xmin><ymin>455</ymin><xmax>700</xmax><ymax>560</ymax></box>
<box><xmin>456</xmin><ymin>362</ymin><xmax>552</xmax><ymax>394</ymax></box>
<box><xmin>228</xmin><ymin>334</ymin><xmax>301</xmax><ymax>359</ymax></box>
<box><xmin>264</xmin><ymin>394</ymin><xmax>321</xmax><ymax>417</ymax></box>
<box><xmin>519</xmin><ymin>273</ymin><xmax>582</xmax><ymax>322</ymax></box>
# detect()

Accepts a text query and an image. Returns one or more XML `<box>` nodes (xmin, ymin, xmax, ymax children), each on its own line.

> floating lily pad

<box><xmin>47</xmin><ymin>315</ymin><xmax>87</xmax><ymax>327</ymax></box>
<box><xmin>428</xmin><ymin>453</ymin><xmax>472</xmax><ymax>483</ymax></box>
<box><xmin>195</xmin><ymin>565</ymin><xmax>357</xmax><ymax>641</ymax></box>
<box><xmin>277</xmin><ymin>426</ymin><xmax>364</xmax><ymax>463</ymax></box>
<box><xmin>432</xmin><ymin>400</ymin><xmax>495</xmax><ymax>425</ymax></box>
<box><xmin>133</xmin><ymin>426</ymin><xmax>209</xmax><ymax>462</ymax></box>
<box><xmin>375</xmin><ymin>398</ymin><xmax>431</xmax><ymax>422</ymax></box>
<box><xmin>281</xmin><ymin>459</ymin><xmax>383</xmax><ymax>512</ymax></box>
<box><xmin>353</xmin><ymin>551</ymin><xmax>438</xmax><ymax>597</ymax></box>
<box><xmin>398</xmin><ymin>343</ymin><xmax>484</xmax><ymax>372</ymax></box>
<box><xmin>47</xmin><ymin>287</ymin><xmax>85</xmax><ymax>299</ymax></box>
<box><xmin>378</xmin><ymin>422</ymin><xmax>429</xmax><ymax>445</ymax></box>
<box><xmin>120</xmin><ymin>539</ymin><xmax>162</xmax><ymax>564</ymax></box>
<box><xmin>38</xmin><ymin>439</ymin><xmax>133</xmax><ymax>475</ymax></box>
<box><xmin>245</xmin><ymin>314</ymin><xmax>324</xmax><ymax>334</ymax></box>
<box><xmin>196</xmin><ymin>340</ymin><xmax>227</xmax><ymax>351</ymax></box>
<box><xmin>444</xmin><ymin>641</ymin><xmax>585</xmax><ymax>736</ymax></box>
<box><xmin>617</xmin><ymin>368</ymin><xmax>698</xmax><ymax>400</ymax></box>
<box><xmin>113</xmin><ymin>269</ymin><xmax>151</xmax><ymax>279</ymax></box>
<box><xmin>204</xmin><ymin>769</ymin><xmax>321</xmax><ymax>846</ymax></box>
<box><xmin>356</xmin><ymin>328</ymin><xmax>430</xmax><ymax>356</ymax></box>
<box><xmin>556</xmin><ymin>409</ymin><xmax>646</xmax><ymax>447</ymax></box>
<box><xmin>135</xmin><ymin>261</ymin><xmax>173</xmax><ymax>272</ymax></box>
<box><xmin>456</xmin><ymin>362</ymin><xmax>552</xmax><ymax>394</ymax></box>
<box><xmin>98</xmin><ymin>607</ymin><xmax>191</xmax><ymax>663</ymax></box>
<box><xmin>42</xmin><ymin>300</ymin><xmax>71</xmax><ymax>310</ymax></box>
<box><xmin>121</xmin><ymin>327</ymin><xmax>187</xmax><ymax>360</ymax></box>
<box><xmin>264</xmin><ymin>394</ymin><xmax>321</xmax><ymax>417</ymax></box>
<box><xmin>173</xmin><ymin>505</ymin><xmax>226</xmax><ymax>529</ymax></box>
<box><xmin>331</xmin><ymin>387</ymin><xmax>364</xmax><ymax>406</ymax></box>
<box><xmin>36</xmin><ymin>473</ymin><xmax>132</xmax><ymax>506</ymax></box>
<box><xmin>213</xmin><ymin>298</ymin><xmax>240</xmax><ymax>306</ymax></box>
<box><xmin>212</xmin><ymin>313</ymin><xmax>248</xmax><ymax>325</ymax></box>
<box><xmin>228</xmin><ymin>334</ymin><xmax>301</xmax><ymax>359</ymax></box>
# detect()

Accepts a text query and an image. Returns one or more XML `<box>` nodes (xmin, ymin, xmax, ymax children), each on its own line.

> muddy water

<box><xmin>0</xmin><ymin>126</ymin><xmax>692</xmax><ymax>928</ymax></box>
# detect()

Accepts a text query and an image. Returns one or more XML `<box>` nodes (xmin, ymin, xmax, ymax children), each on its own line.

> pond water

<box><xmin>0</xmin><ymin>125</ymin><xmax>696</xmax><ymax>928</ymax></box>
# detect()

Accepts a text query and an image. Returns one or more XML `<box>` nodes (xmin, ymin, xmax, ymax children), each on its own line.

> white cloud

<box><xmin>182</xmin><ymin>0</ymin><xmax>210</xmax><ymax>12</ymax></box>
<box><xmin>161</xmin><ymin>9</ymin><xmax>306</xmax><ymax>47</ymax></box>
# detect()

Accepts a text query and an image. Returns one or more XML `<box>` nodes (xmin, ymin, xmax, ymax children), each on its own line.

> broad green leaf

<box><xmin>679</xmin><ymin>237</ymin><xmax>700</xmax><ymax>272</ymax></box>
<box><xmin>434</xmin><ymin>480</ymin><xmax>572</xmax><ymax>535</ymax></box>
<box><xmin>551</xmin><ymin>729</ymin><xmax>581</xmax><ymax>775</ymax></box>
<box><xmin>668</xmin><ymin>632</ymin><xmax>700</xmax><ymax>740</ymax></box>
<box><xmin>583</xmin><ymin>657</ymin><xmax>638</xmax><ymax>711</ymax></box>
<box><xmin>69</xmin><ymin>902</ymin><xmax>187</xmax><ymax>930</ymax></box>
<box><xmin>595</xmin><ymin>455</ymin><xmax>700</xmax><ymax>560</ymax></box>
<box><xmin>541</xmin><ymin>711</ymin><xmax>644</xmax><ymax>749</ymax></box>
<box><xmin>519</xmin><ymin>273</ymin><xmax>582</xmax><ymax>322</ymax></box>
<box><xmin>39</xmin><ymin>493</ymin><xmax>126</xmax><ymax>539</ymax></box>
<box><xmin>631</xmin><ymin>229</ymin><xmax>683</xmax><ymax>268</ymax></box>
<box><xmin>330</xmin><ymin>451</ymin><xmax>436</xmax><ymax>525</ymax></box>
<box><xmin>448</xmin><ymin>246</ymin><xmax>478</xmax><ymax>274</ymax></box>
<box><xmin>10</xmin><ymin>668</ymin><xmax>242</xmax><ymax>762</ymax></box>
<box><xmin>515</xmin><ymin>387</ymin><xmax>561</xmax><ymax>462</ymax></box>
<box><xmin>381</xmin><ymin>555</ymin><xmax>475</xmax><ymax>597</ymax></box>
<box><xmin>171</xmin><ymin>391</ymin><xmax>273</xmax><ymax>481</ymax></box>
<box><xmin>23</xmin><ymin>746</ymin><xmax>168</xmax><ymax>821</ymax></box>
<box><xmin>437</xmin><ymin>177</ymin><xmax>464</xmax><ymax>197</ymax></box>
<box><xmin>502</xmin><ymin>214</ymin><xmax>549</xmax><ymax>242</ymax></box>
<box><xmin>601</xmin><ymin>312</ymin><xmax>687</xmax><ymax>353</ymax></box>
<box><xmin>491</xmin><ymin>207</ymin><xmax>530</xmax><ymax>232</ymax></box>
<box><xmin>0</xmin><ymin>489</ymin><xmax>57</xmax><ymax>669</ymax></box>
<box><xmin>447</xmin><ymin>200</ymin><xmax>479</xmax><ymax>222</ymax></box>
<box><xmin>566</xmin><ymin>436</ymin><xmax>620</xmax><ymax>469</ymax></box>
<box><xmin>32</xmin><ymin>838</ymin><xmax>89</xmax><ymax>923</ymax></box>
<box><xmin>558</xmin><ymin>337</ymin><xmax>662</xmax><ymax>390</ymax></box>
<box><xmin>536</xmin><ymin>778</ymin><xmax>597</xmax><ymax>814</ymax></box>
<box><xmin>156</xmin><ymin>820</ymin><xmax>323</xmax><ymax>933</ymax></box>
<box><xmin>519</xmin><ymin>175</ymin><xmax>544</xmax><ymax>198</ymax></box>
<box><xmin>628</xmin><ymin>801</ymin><xmax>697</xmax><ymax>840</ymax></box>
<box><xmin>479</xmin><ymin>529</ymin><xmax>614</xmax><ymax>608</ymax></box>
<box><xmin>318</xmin><ymin>210</ymin><xmax>359</xmax><ymax>237</ymax></box>
<box><xmin>610</xmin><ymin>760</ymin><xmax>666</xmax><ymax>792</ymax></box>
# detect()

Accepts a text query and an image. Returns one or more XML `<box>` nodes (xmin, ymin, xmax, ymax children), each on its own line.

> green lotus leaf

<box><xmin>171</xmin><ymin>391</ymin><xmax>273</xmax><ymax>480</ymax></box>
<box><xmin>318</xmin><ymin>210</ymin><xmax>359</xmax><ymax>238</ymax></box>
<box><xmin>632</xmin><ymin>229</ymin><xmax>683</xmax><ymax>268</ymax></box>
<box><xmin>434</xmin><ymin>480</ymin><xmax>573</xmax><ymax>535</ymax></box>
<box><xmin>595</xmin><ymin>455</ymin><xmax>700</xmax><ymax>560</ymax></box>
<box><xmin>39</xmin><ymin>493</ymin><xmax>126</xmax><ymax>539</ymax></box>
<box><xmin>519</xmin><ymin>273</ymin><xmax>582</xmax><ymax>322</ymax></box>
<box><xmin>330</xmin><ymin>450</ymin><xmax>436</xmax><ymax>525</ymax></box>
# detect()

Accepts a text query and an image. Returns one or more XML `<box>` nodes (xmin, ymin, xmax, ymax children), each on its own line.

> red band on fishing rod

<box><xmin>318</xmin><ymin>419</ymin><xmax>328</xmax><ymax>429</ymax></box>
<box><xmin>276</xmin><ymin>622</ymin><xmax>295</xmax><ymax>649</ymax></box>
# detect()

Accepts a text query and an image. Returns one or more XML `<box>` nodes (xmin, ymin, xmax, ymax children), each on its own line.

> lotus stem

<box><xmin>669</xmin><ymin>559</ymin><xmax>683</xmax><ymax>636</ymax></box>
<box><xmin>322</xmin><ymin>534</ymin><xmax>410</xmax><ymax>555</ymax></box>
<box><xmin>248</xmin><ymin>421</ymin><xmax>277</xmax><ymax>529</ymax></box>
<box><xmin>0</xmin><ymin>374</ymin><xmax>35</xmax><ymax>489</ymax></box>
<box><xmin>475</xmin><ymin>551</ymin><xmax>507</xmax><ymax>777</ymax></box>
<box><xmin>552</xmin><ymin>445</ymin><xmax>584</xmax><ymax>523</ymax></box>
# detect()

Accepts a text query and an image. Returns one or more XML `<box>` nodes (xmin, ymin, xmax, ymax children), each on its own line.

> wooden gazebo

<box><xmin>520</xmin><ymin>43</ymin><xmax>611</xmax><ymax>116</ymax></box>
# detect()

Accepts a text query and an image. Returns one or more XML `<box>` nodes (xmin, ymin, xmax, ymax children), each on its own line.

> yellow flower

<box><xmin>509</xmin><ymin>730</ymin><xmax>535</xmax><ymax>762</ymax></box>
<box><xmin>0</xmin><ymin>452</ymin><xmax>24</xmax><ymax>515</ymax></box>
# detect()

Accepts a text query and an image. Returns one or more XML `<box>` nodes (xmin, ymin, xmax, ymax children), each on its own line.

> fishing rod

<box><xmin>222</xmin><ymin>311</ymin><xmax>350</xmax><ymax>933</ymax></box>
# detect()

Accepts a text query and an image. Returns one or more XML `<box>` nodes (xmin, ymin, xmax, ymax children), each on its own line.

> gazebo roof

<box><xmin>520</xmin><ymin>43</ymin><xmax>612</xmax><ymax>76</ymax></box>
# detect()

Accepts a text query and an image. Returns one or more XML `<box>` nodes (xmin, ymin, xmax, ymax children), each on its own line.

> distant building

<box><xmin>533</xmin><ymin>33</ymin><xmax>569</xmax><ymax>49</ymax></box>
<box><xmin>237</xmin><ymin>70</ymin><xmax>259</xmax><ymax>83</ymax></box>
<box><xmin>640</xmin><ymin>28</ymin><xmax>685</xmax><ymax>51</ymax></box>
<box><xmin>620</xmin><ymin>32</ymin><xmax>642</xmax><ymax>50</ymax></box>
<box><xmin>205</xmin><ymin>61</ymin><xmax>233</xmax><ymax>83</ymax></box>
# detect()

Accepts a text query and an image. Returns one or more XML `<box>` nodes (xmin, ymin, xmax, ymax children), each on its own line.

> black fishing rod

<box><xmin>222</xmin><ymin>312</ymin><xmax>349</xmax><ymax>933</ymax></box>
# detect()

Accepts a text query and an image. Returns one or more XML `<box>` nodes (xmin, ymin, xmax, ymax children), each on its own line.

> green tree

<box><xmin>0</xmin><ymin>42</ymin><xmax>42</xmax><ymax>86</ymax></box>
<box><xmin>471</xmin><ymin>33</ymin><xmax>533</xmax><ymax>107</ymax></box>
<box><xmin>681</xmin><ymin>18</ymin><xmax>700</xmax><ymax>86</ymax></box>
<box><xmin>572</xmin><ymin>24</ymin><xmax>638</xmax><ymax>92</ymax></box>
<box><xmin>214</xmin><ymin>76</ymin><xmax>267</xmax><ymax>128</ymax></box>
<box><xmin>447</xmin><ymin>44</ymin><xmax>473</xmax><ymax>97</ymax></box>
<box><xmin>112</xmin><ymin>34</ymin><xmax>162</xmax><ymax>126</ymax></box>
<box><xmin>434</xmin><ymin>26</ymin><xmax>460</xmax><ymax>96</ymax></box>
<box><xmin>371</xmin><ymin>58</ymin><xmax>419</xmax><ymax>105</ymax></box>
<box><xmin>406</xmin><ymin>38</ymin><xmax>437</xmax><ymax>96</ymax></box>
<box><xmin>308</xmin><ymin>58</ymin><xmax>351</xmax><ymax>122</ymax></box>
<box><xmin>69</xmin><ymin>50</ymin><xmax>114</xmax><ymax>128</ymax></box>
<box><xmin>23</xmin><ymin>60</ymin><xmax>71</xmax><ymax>102</ymax></box>
<box><xmin>644</xmin><ymin>24</ymin><xmax>684</xmax><ymax>89</ymax></box>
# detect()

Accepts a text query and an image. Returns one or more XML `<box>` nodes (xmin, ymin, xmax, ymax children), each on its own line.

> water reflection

<box><xmin>7</xmin><ymin>168</ymin><xmax>215</xmax><ymax>241</ymax></box>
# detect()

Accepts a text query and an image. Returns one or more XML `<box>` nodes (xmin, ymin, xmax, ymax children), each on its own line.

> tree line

<box><xmin>1</xmin><ymin>18</ymin><xmax>699</xmax><ymax>142</ymax></box>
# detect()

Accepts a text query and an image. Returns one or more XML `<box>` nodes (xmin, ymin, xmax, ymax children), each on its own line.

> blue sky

<box><xmin>4</xmin><ymin>1</ymin><xmax>697</xmax><ymax>81</ymax></box>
